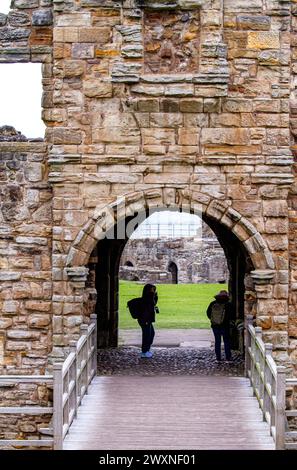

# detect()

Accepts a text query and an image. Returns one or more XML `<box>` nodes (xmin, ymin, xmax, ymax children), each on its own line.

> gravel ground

<box><xmin>97</xmin><ymin>346</ymin><xmax>244</xmax><ymax>377</ymax></box>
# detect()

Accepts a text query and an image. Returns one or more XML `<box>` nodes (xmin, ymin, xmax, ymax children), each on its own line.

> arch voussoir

<box><xmin>65</xmin><ymin>188</ymin><xmax>275</xmax><ymax>273</ymax></box>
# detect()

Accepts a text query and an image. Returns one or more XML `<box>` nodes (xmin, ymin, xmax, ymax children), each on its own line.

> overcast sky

<box><xmin>133</xmin><ymin>211</ymin><xmax>202</xmax><ymax>238</ymax></box>
<box><xmin>1</xmin><ymin>1</ymin><xmax>10</xmax><ymax>14</ymax></box>
<box><xmin>0</xmin><ymin>1</ymin><xmax>45</xmax><ymax>137</ymax></box>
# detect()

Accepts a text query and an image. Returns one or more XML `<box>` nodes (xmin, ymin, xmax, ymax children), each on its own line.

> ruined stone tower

<box><xmin>0</xmin><ymin>0</ymin><xmax>297</xmax><ymax>436</ymax></box>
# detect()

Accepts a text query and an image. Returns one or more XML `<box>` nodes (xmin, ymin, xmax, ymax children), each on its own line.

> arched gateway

<box><xmin>61</xmin><ymin>188</ymin><xmax>275</xmax><ymax>348</ymax></box>
<box><xmin>0</xmin><ymin>0</ymin><xmax>297</xmax><ymax>450</ymax></box>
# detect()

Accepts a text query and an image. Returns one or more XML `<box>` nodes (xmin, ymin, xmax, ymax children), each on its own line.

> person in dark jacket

<box><xmin>138</xmin><ymin>283</ymin><xmax>159</xmax><ymax>358</ymax></box>
<box><xmin>207</xmin><ymin>290</ymin><xmax>234</xmax><ymax>362</ymax></box>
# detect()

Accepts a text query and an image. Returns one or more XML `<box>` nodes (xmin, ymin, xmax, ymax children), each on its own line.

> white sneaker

<box><xmin>141</xmin><ymin>351</ymin><xmax>153</xmax><ymax>358</ymax></box>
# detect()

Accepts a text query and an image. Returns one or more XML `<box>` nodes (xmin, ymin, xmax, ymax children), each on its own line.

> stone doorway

<box><xmin>168</xmin><ymin>261</ymin><xmax>178</xmax><ymax>284</ymax></box>
<box><xmin>88</xmin><ymin>210</ymin><xmax>250</xmax><ymax>349</ymax></box>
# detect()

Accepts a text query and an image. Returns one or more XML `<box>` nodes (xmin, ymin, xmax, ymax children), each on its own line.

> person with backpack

<box><xmin>206</xmin><ymin>290</ymin><xmax>234</xmax><ymax>363</ymax></box>
<box><xmin>127</xmin><ymin>283</ymin><xmax>159</xmax><ymax>358</ymax></box>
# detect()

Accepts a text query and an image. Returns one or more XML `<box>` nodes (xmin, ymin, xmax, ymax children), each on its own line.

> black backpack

<box><xmin>127</xmin><ymin>297</ymin><xmax>144</xmax><ymax>319</ymax></box>
<box><xmin>210</xmin><ymin>302</ymin><xmax>226</xmax><ymax>326</ymax></box>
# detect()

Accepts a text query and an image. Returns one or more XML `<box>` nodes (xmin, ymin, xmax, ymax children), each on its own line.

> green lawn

<box><xmin>119</xmin><ymin>281</ymin><xmax>227</xmax><ymax>329</ymax></box>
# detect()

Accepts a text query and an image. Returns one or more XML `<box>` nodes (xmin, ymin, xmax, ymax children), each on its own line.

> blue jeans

<box><xmin>138</xmin><ymin>322</ymin><xmax>155</xmax><ymax>353</ymax></box>
<box><xmin>212</xmin><ymin>326</ymin><xmax>231</xmax><ymax>361</ymax></box>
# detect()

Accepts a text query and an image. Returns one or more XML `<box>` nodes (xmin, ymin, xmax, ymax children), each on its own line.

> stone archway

<box><xmin>168</xmin><ymin>261</ymin><xmax>178</xmax><ymax>284</ymax></box>
<box><xmin>57</xmin><ymin>187</ymin><xmax>276</xmax><ymax>353</ymax></box>
<box><xmin>65</xmin><ymin>188</ymin><xmax>274</xmax><ymax>271</ymax></box>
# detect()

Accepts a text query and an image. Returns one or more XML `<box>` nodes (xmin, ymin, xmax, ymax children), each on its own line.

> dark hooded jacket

<box><xmin>207</xmin><ymin>294</ymin><xmax>234</xmax><ymax>328</ymax></box>
<box><xmin>139</xmin><ymin>284</ymin><xmax>158</xmax><ymax>324</ymax></box>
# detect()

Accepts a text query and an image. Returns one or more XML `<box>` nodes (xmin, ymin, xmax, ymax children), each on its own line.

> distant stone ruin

<box><xmin>120</xmin><ymin>222</ymin><xmax>228</xmax><ymax>284</ymax></box>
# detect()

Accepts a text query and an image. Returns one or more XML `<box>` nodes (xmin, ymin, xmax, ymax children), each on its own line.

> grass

<box><xmin>119</xmin><ymin>281</ymin><xmax>227</xmax><ymax>329</ymax></box>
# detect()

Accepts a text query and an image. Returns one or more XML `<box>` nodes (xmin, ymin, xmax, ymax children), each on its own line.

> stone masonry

<box><xmin>0</xmin><ymin>0</ymin><xmax>297</xmax><ymax>441</ymax></box>
<box><xmin>119</xmin><ymin>221</ymin><xmax>229</xmax><ymax>283</ymax></box>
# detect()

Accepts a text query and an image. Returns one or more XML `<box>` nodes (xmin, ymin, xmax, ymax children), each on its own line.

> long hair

<box><xmin>142</xmin><ymin>283</ymin><xmax>156</xmax><ymax>299</ymax></box>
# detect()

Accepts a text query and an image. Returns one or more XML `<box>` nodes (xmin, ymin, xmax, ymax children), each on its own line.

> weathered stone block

<box><xmin>225</xmin><ymin>0</ymin><xmax>263</xmax><ymax>11</ymax></box>
<box><xmin>180</xmin><ymin>99</ymin><xmax>203</xmax><ymax>113</ymax></box>
<box><xmin>201</xmin><ymin>128</ymin><xmax>249</xmax><ymax>146</ymax></box>
<box><xmin>72</xmin><ymin>43</ymin><xmax>94</xmax><ymax>59</ymax></box>
<box><xmin>203</xmin><ymin>99</ymin><xmax>221</xmax><ymax>113</ymax></box>
<box><xmin>178</xmin><ymin>128</ymin><xmax>199</xmax><ymax>146</ymax></box>
<box><xmin>247</xmin><ymin>32</ymin><xmax>280</xmax><ymax>50</ymax></box>
<box><xmin>93</xmin><ymin>128</ymin><xmax>140</xmax><ymax>145</ymax></box>
<box><xmin>49</xmin><ymin>129</ymin><xmax>82</xmax><ymax>145</ymax></box>
<box><xmin>142</xmin><ymin>129</ymin><xmax>175</xmax><ymax>146</ymax></box>
<box><xmin>0</xmin><ymin>318</ymin><xmax>12</xmax><ymax>329</ymax></box>
<box><xmin>223</xmin><ymin>99</ymin><xmax>253</xmax><ymax>113</ymax></box>
<box><xmin>25</xmin><ymin>301</ymin><xmax>51</xmax><ymax>312</ymax></box>
<box><xmin>7</xmin><ymin>330</ymin><xmax>40</xmax><ymax>340</ymax></box>
<box><xmin>122</xmin><ymin>44</ymin><xmax>143</xmax><ymax>58</ymax></box>
<box><xmin>160</xmin><ymin>99</ymin><xmax>179</xmax><ymax>113</ymax></box>
<box><xmin>257</xmin><ymin>316</ymin><xmax>272</xmax><ymax>329</ymax></box>
<box><xmin>164</xmin><ymin>84</ymin><xmax>194</xmax><ymax>97</ymax></box>
<box><xmin>32</xmin><ymin>10</ymin><xmax>53</xmax><ymax>26</ymax></box>
<box><xmin>78</xmin><ymin>27</ymin><xmax>111</xmax><ymax>43</ymax></box>
<box><xmin>6</xmin><ymin>341</ymin><xmax>31</xmax><ymax>351</ymax></box>
<box><xmin>28</xmin><ymin>315</ymin><xmax>51</xmax><ymax>329</ymax></box>
<box><xmin>237</xmin><ymin>15</ymin><xmax>270</xmax><ymax>31</ymax></box>
<box><xmin>25</xmin><ymin>163</ymin><xmax>44</xmax><ymax>183</ymax></box>
<box><xmin>63</xmin><ymin>60</ymin><xmax>85</xmax><ymax>77</ymax></box>
<box><xmin>0</xmin><ymin>27</ymin><xmax>30</xmax><ymax>42</ymax></box>
<box><xmin>150</xmin><ymin>113</ymin><xmax>183</xmax><ymax>128</ymax></box>
<box><xmin>3</xmin><ymin>301</ymin><xmax>19</xmax><ymax>314</ymax></box>
<box><xmin>257</xmin><ymin>299</ymin><xmax>288</xmax><ymax>316</ymax></box>
<box><xmin>15</xmin><ymin>236</ymin><xmax>48</xmax><ymax>246</ymax></box>
<box><xmin>63</xmin><ymin>316</ymin><xmax>83</xmax><ymax>328</ymax></box>
<box><xmin>265</xmin><ymin>218</ymin><xmax>288</xmax><ymax>234</ymax></box>
<box><xmin>56</xmin><ymin>13</ymin><xmax>91</xmax><ymax>27</ymax></box>
<box><xmin>0</xmin><ymin>272</ymin><xmax>21</xmax><ymax>281</ymax></box>
<box><xmin>137</xmin><ymin>99</ymin><xmax>159</xmax><ymax>112</ymax></box>
<box><xmin>83</xmin><ymin>80</ymin><xmax>113</xmax><ymax>98</ymax></box>
<box><xmin>210</xmin><ymin>113</ymin><xmax>241</xmax><ymax>127</ymax></box>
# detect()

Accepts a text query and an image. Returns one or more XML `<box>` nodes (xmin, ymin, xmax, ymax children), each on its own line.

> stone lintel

<box><xmin>65</xmin><ymin>266</ymin><xmax>89</xmax><ymax>282</ymax></box>
<box><xmin>251</xmin><ymin>269</ymin><xmax>276</xmax><ymax>285</ymax></box>
<box><xmin>138</xmin><ymin>0</ymin><xmax>204</xmax><ymax>10</ymax></box>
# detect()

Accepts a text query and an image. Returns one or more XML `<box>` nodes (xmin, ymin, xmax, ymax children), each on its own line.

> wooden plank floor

<box><xmin>63</xmin><ymin>376</ymin><xmax>275</xmax><ymax>450</ymax></box>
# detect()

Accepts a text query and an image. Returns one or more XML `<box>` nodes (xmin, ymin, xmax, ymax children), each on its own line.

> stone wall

<box><xmin>120</xmin><ymin>222</ymin><xmax>229</xmax><ymax>284</ymax></box>
<box><xmin>0</xmin><ymin>0</ymin><xmax>295</xmax><ymax>380</ymax></box>
<box><xmin>0</xmin><ymin>126</ymin><xmax>52</xmax><ymax>375</ymax></box>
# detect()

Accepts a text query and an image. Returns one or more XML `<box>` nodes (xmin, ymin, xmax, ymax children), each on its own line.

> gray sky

<box><xmin>0</xmin><ymin>0</ymin><xmax>11</xmax><ymax>14</ymax></box>
<box><xmin>132</xmin><ymin>211</ymin><xmax>202</xmax><ymax>238</ymax></box>
<box><xmin>0</xmin><ymin>63</ymin><xmax>45</xmax><ymax>138</ymax></box>
<box><xmin>0</xmin><ymin>1</ymin><xmax>45</xmax><ymax>137</ymax></box>
<box><xmin>1</xmin><ymin>1</ymin><xmax>10</xmax><ymax>14</ymax></box>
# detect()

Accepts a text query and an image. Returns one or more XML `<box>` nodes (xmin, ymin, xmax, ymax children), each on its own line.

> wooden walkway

<box><xmin>64</xmin><ymin>375</ymin><xmax>275</xmax><ymax>450</ymax></box>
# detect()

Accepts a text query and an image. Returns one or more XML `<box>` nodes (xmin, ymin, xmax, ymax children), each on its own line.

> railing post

<box><xmin>275</xmin><ymin>366</ymin><xmax>286</xmax><ymax>450</ymax></box>
<box><xmin>245</xmin><ymin>315</ymin><xmax>253</xmax><ymax>378</ymax></box>
<box><xmin>69</xmin><ymin>340</ymin><xmax>78</xmax><ymax>419</ymax></box>
<box><xmin>263</xmin><ymin>343</ymin><xmax>273</xmax><ymax>423</ymax></box>
<box><xmin>80</xmin><ymin>324</ymin><xmax>89</xmax><ymax>394</ymax></box>
<box><xmin>90</xmin><ymin>314</ymin><xmax>97</xmax><ymax>379</ymax></box>
<box><xmin>53</xmin><ymin>362</ymin><xmax>63</xmax><ymax>450</ymax></box>
<box><xmin>254</xmin><ymin>327</ymin><xmax>262</xmax><ymax>396</ymax></box>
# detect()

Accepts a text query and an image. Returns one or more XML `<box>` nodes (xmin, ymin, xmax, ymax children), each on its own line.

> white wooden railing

<box><xmin>53</xmin><ymin>314</ymin><xmax>97</xmax><ymax>449</ymax></box>
<box><xmin>0</xmin><ymin>314</ymin><xmax>97</xmax><ymax>450</ymax></box>
<box><xmin>285</xmin><ymin>377</ymin><xmax>297</xmax><ymax>450</ymax></box>
<box><xmin>245</xmin><ymin>316</ymin><xmax>297</xmax><ymax>450</ymax></box>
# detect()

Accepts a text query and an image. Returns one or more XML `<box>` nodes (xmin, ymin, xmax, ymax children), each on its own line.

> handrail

<box><xmin>245</xmin><ymin>316</ymin><xmax>296</xmax><ymax>450</ymax></box>
<box><xmin>53</xmin><ymin>314</ymin><xmax>97</xmax><ymax>450</ymax></box>
<box><xmin>0</xmin><ymin>314</ymin><xmax>97</xmax><ymax>450</ymax></box>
